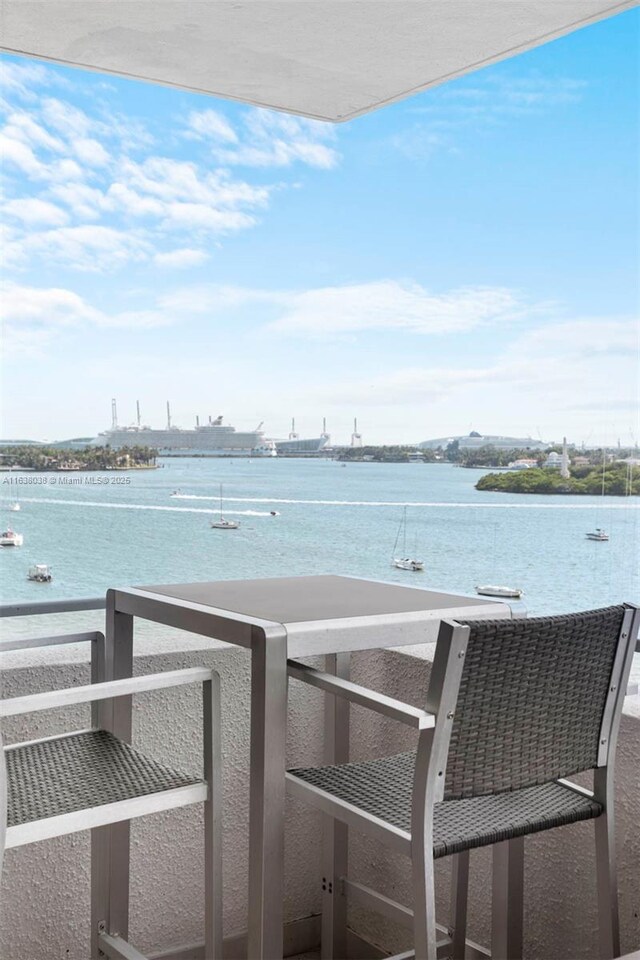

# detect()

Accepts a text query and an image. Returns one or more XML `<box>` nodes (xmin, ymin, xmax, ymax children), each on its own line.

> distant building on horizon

<box><xmin>418</xmin><ymin>431</ymin><xmax>550</xmax><ymax>451</ymax></box>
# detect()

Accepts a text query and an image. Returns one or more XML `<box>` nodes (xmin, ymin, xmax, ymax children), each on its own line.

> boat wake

<box><xmin>4</xmin><ymin>498</ymin><xmax>276</xmax><ymax>517</ymax></box>
<box><xmin>170</xmin><ymin>494</ymin><xmax>637</xmax><ymax>510</ymax></box>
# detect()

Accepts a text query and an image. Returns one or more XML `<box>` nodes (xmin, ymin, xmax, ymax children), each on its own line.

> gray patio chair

<box><xmin>0</xmin><ymin>630</ymin><xmax>222</xmax><ymax>960</ymax></box>
<box><xmin>287</xmin><ymin>603</ymin><xmax>639</xmax><ymax>960</ymax></box>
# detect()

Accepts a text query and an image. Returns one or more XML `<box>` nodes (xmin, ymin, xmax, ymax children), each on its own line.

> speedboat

<box><xmin>211</xmin><ymin>517</ymin><xmax>240</xmax><ymax>530</ymax></box>
<box><xmin>476</xmin><ymin>584</ymin><xmax>523</xmax><ymax>599</ymax></box>
<box><xmin>1</xmin><ymin>529</ymin><xmax>24</xmax><ymax>546</ymax></box>
<box><xmin>394</xmin><ymin>557</ymin><xmax>424</xmax><ymax>572</ymax></box>
<box><xmin>10</xmin><ymin>502</ymin><xmax>20</xmax><ymax>512</ymax></box>
<box><xmin>586</xmin><ymin>528</ymin><xmax>609</xmax><ymax>541</ymax></box>
<box><xmin>28</xmin><ymin>564</ymin><xmax>53</xmax><ymax>582</ymax></box>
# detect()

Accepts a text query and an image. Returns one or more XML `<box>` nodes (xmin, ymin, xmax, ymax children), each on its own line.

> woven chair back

<box><xmin>0</xmin><ymin>737</ymin><xmax>6</xmax><ymax>866</ymax></box>
<box><xmin>443</xmin><ymin>605</ymin><xmax>626</xmax><ymax>800</ymax></box>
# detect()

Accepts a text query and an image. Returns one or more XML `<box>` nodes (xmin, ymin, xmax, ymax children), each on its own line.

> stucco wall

<box><xmin>1</xmin><ymin>619</ymin><xmax>639</xmax><ymax>960</ymax></box>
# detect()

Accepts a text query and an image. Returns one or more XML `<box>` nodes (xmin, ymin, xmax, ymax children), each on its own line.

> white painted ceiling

<box><xmin>0</xmin><ymin>1</ymin><xmax>636</xmax><ymax>121</ymax></box>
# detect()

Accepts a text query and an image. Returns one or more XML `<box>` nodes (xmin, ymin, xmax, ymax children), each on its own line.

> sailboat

<box><xmin>10</xmin><ymin>490</ymin><xmax>20</xmax><ymax>511</ymax></box>
<box><xmin>210</xmin><ymin>484</ymin><xmax>239</xmax><ymax>529</ymax></box>
<box><xmin>392</xmin><ymin>507</ymin><xmax>424</xmax><ymax>572</ymax></box>
<box><xmin>585</xmin><ymin>451</ymin><xmax>609</xmax><ymax>541</ymax></box>
<box><xmin>475</xmin><ymin>522</ymin><xmax>522</xmax><ymax>598</ymax></box>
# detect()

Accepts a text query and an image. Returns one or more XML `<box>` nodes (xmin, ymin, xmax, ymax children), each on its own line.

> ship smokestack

<box><xmin>166</xmin><ymin>401</ymin><xmax>171</xmax><ymax>429</ymax></box>
<box><xmin>111</xmin><ymin>398</ymin><xmax>118</xmax><ymax>430</ymax></box>
<box><xmin>136</xmin><ymin>401</ymin><xmax>141</xmax><ymax>428</ymax></box>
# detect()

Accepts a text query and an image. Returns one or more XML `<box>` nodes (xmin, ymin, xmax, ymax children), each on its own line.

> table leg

<box><xmin>92</xmin><ymin>592</ymin><xmax>133</xmax><ymax>957</ymax></box>
<box><xmin>247</xmin><ymin>626</ymin><xmax>288</xmax><ymax>960</ymax></box>
<box><xmin>322</xmin><ymin>652</ymin><xmax>350</xmax><ymax>960</ymax></box>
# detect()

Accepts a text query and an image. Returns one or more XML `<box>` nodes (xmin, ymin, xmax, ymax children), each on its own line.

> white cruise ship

<box><xmin>95</xmin><ymin>402</ymin><xmax>272</xmax><ymax>456</ymax></box>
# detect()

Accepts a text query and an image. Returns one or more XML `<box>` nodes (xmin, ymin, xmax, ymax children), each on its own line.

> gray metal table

<box><xmin>106</xmin><ymin>574</ymin><xmax>511</xmax><ymax>959</ymax></box>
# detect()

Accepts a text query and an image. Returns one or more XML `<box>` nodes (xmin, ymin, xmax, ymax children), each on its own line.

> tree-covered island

<box><xmin>0</xmin><ymin>445</ymin><xmax>158</xmax><ymax>471</ymax></box>
<box><xmin>337</xmin><ymin>445</ymin><xmax>437</xmax><ymax>462</ymax></box>
<box><xmin>476</xmin><ymin>462</ymin><xmax>639</xmax><ymax>496</ymax></box>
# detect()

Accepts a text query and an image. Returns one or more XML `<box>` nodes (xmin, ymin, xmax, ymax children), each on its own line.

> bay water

<box><xmin>1</xmin><ymin>458</ymin><xmax>637</xmax><ymax>611</ymax></box>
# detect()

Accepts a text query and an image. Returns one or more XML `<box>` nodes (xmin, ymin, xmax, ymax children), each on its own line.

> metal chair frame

<box><xmin>287</xmin><ymin>604</ymin><xmax>639</xmax><ymax>960</ymax></box>
<box><xmin>0</xmin><ymin>630</ymin><xmax>222</xmax><ymax>960</ymax></box>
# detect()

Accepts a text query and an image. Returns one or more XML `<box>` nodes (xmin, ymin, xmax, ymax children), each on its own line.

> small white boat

<box><xmin>394</xmin><ymin>558</ymin><xmax>425</xmax><ymax>572</ymax></box>
<box><xmin>1</xmin><ymin>528</ymin><xmax>24</xmax><ymax>546</ymax></box>
<box><xmin>210</xmin><ymin>483</ymin><xmax>240</xmax><ymax>529</ymax></box>
<box><xmin>28</xmin><ymin>563</ymin><xmax>53</xmax><ymax>582</ymax></box>
<box><xmin>586</xmin><ymin>528</ymin><xmax>609</xmax><ymax>541</ymax></box>
<box><xmin>10</xmin><ymin>502</ymin><xmax>20</xmax><ymax>512</ymax></box>
<box><xmin>211</xmin><ymin>517</ymin><xmax>240</xmax><ymax>530</ymax></box>
<box><xmin>476</xmin><ymin>584</ymin><xmax>523</xmax><ymax>599</ymax></box>
<box><xmin>391</xmin><ymin>507</ymin><xmax>423</xmax><ymax>572</ymax></box>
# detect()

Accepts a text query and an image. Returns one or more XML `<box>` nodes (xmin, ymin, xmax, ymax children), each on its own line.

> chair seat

<box><xmin>288</xmin><ymin>752</ymin><xmax>603</xmax><ymax>858</ymax></box>
<box><xmin>6</xmin><ymin>729</ymin><xmax>201</xmax><ymax>828</ymax></box>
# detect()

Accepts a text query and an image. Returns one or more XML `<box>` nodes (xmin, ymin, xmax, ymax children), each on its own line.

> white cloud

<box><xmin>393</xmin><ymin>74</ymin><xmax>587</xmax><ymax>160</ymax></box>
<box><xmin>271</xmin><ymin>281</ymin><xmax>528</xmax><ymax>336</ymax></box>
<box><xmin>0</xmin><ymin>127</ymin><xmax>85</xmax><ymax>183</ymax></box>
<box><xmin>49</xmin><ymin>183</ymin><xmax>107</xmax><ymax>220</ymax></box>
<box><xmin>442</xmin><ymin>75</ymin><xmax>586</xmax><ymax>112</ymax></box>
<box><xmin>186</xmin><ymin>109</ymin><xmax>238</xmax><ymax>143</ymax></box>
<box><xmin>167</xmin><ymin>280</ymin><xmax>531</xmax><ymax>337</ymax></box>
<box><xmin>41</xmin><ymin>97</ymin><xmax>93</xmax><ymax>137</ymax></box>
<box><xmin>11</xmin><ymin>225</ymin><xmax>151</xmax><ymax>272</ymax></box>
<box><xmin>1</xmin><ymin>282</ymin><xmax>170</xmax><ymax>344</ymax></box>
<box><xmin>2</xmin><ymin>70</ymin><xmax>338</xmax><ymax>276</ymax></box>
<box><xmin>106</xmin><ymin>156</ymin><xmax>269</xmax><ymax>234</ymax></box>
<box><xmin>0</xmin><ymin>132</ymin><xmax>47</xmax><ymax>178</ymax></box>
<box><xmin>1</xmin><ymin>283</ymin><xmax>103</xmax><ymax>327</ymax></box>
<box><xmin>508</xmin><ymin>317</ymin><xmax>638</xmax><ymax>360</ymax></box>
<box><xmin>2</xmin><ymin>111</ymin><xmax>66</xmax><ymax>152</ymax></box>
<box><xmin>3</xmin><ymin>197</ymin><xmax>69</xmax><ymax>226</ymax></box>
<box><xmin>163</xmin><ymin>202</ymin><xmax>256</xmax><ymax>232</ymax></box>
<box><xmin>186</xmin><ymin>106</ymin><xmax>339</xmax><ymax>169</ymax></box>
<box><xmin>0</xmin><ymin>60</ymin><xmax>66</xmax><ymax>100</ymax></box>
<box><xmin>154</xmin><ymin>248</ymin><xmax>209</xmax><ymax>269</ymax></box>
<box><xmin>74</xmin><ymin>137</ymin><xmax>110</xmax><ymax>166</ymax></box>
<box><xmin>316</xmin><ymin>316</ymin><xmax>637</xmax><ymax>419</ymax></box>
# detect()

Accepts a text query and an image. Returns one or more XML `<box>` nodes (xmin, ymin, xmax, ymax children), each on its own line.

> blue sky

<box><xmin>1</xmin><ymin>9</ymin><xmax>638</xmax><ymax>445</ymax></box>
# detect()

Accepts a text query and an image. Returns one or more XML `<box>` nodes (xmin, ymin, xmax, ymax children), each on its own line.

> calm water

<box><xmin>1</xmin><ymin>458</ymin><xmax>638</xmax><ymax>613</ymax></box>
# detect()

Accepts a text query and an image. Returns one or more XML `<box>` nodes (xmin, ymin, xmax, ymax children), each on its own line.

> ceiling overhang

<box><xmin>0</xmin><ymin>1</ymin><xmax>637</xmax><ymax>122</ymax></box>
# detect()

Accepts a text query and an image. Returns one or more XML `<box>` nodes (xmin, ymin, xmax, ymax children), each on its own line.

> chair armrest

<box><xmin>0</xmin><ymin>631</ymin><xmax>104</xmax><ymax>653</ymax></box>
<box><xmin>287</xmin><ymin>660</ymin><xmax>435</xmax><ymax>730</ymax></box>
<box><xmin>0</xmin><ymin>668</ymin><xmax>213</xmax><ymax>718</ymax></box>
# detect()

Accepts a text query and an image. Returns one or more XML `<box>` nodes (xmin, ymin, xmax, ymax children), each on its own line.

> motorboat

<box><xmin>586</xmin><ymin>528</ymin><xmax>609</xmax><ymax>541</ymax></box>
<box><xmin>10</xmin><ymin>502</ymin><xmax>20</xmax><ymax>512</ymax></box>
<box><xmin>476</xmin><ymin>584</ymin><xmax>523</xmax><ymax>599</ymax></box>
<box><xmin>1</xmin><ymin>529</ymin><xmax>24</xmax><ymax>546</ymax></box>
<box><xmin>28</xmin><ymin>564</ymin><xmax>53</xmax><ymax>582</ymax></box>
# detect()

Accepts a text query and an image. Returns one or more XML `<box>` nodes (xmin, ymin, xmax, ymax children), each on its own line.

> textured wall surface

<box><xmin>1</xmin><ymin>631</ymin><xmax>639</xmax><ymax>960</ymax></box>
